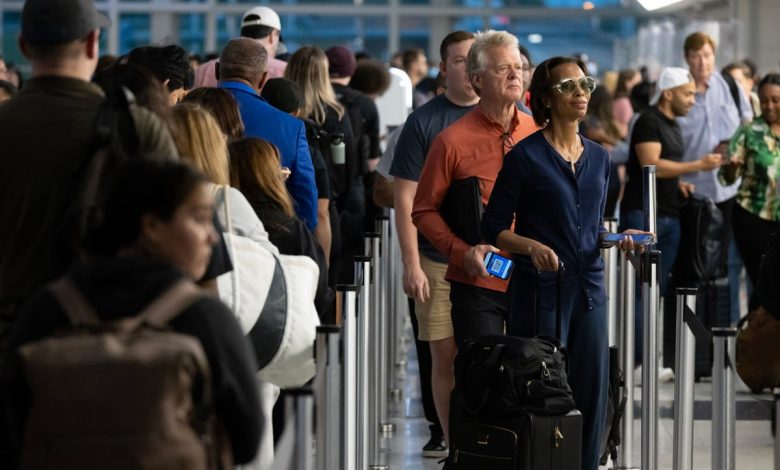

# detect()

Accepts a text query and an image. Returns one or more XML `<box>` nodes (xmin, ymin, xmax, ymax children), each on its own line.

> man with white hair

<box><xmin>413</xmin><ymin>30</ymin><xmax>537</xmax><ymax>349</ymax></box>
<box><xmin>194</xmin><ymin>6</ymin><xmax>286</xmax><ymax>88</ymax></box>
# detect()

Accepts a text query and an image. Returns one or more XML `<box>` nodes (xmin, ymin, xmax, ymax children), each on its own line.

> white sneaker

<box><xmin>659</xmin><ymin>367</ymin><xmax>675</xmax><ymax>382</ymax></box>
<box><xmin>633</xmin><ymin>365</ymin><xmax>675</xmax><ymax>385</ymax></box>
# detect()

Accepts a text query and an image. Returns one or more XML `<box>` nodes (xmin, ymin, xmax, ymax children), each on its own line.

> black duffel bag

<box><xmin>456</xmin><ymin>334</ymin><xmax>575</xmax><ymax>417</ymax></box>
<box><xmin>455</xmin><ymin>262</ymin><xmax>575</xmax><ymax>418</ymax></box>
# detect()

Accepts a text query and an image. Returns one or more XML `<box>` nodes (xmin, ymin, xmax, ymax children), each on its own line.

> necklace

<box><xmin>543</xmin><ymin>130</ymin><xmax>582</xmax><ymax>173</ymax></box>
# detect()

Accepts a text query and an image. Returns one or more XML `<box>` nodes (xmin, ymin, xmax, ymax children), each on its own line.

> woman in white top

<box><xmin>171</xmin><ymin>102</ymin><xmax>278</xmax><ymax>470</ymax></box>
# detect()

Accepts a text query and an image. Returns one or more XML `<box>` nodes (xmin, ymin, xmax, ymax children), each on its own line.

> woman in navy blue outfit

<box><xmin>481</xmin><ymin>57</ymin><xmax>645</xmax><ymax>470</ymax></box>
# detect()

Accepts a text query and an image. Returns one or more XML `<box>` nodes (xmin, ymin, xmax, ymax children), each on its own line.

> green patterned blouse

<box><xmin>719</xmin><ymin>117</ymin><xmax>780</xmax><ymax>221</ymax></box>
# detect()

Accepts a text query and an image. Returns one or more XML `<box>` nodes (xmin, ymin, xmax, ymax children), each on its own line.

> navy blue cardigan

<box><xmin>481</xmin><ymin>130</ymin><xmax>610</xmax><ymax>307</ymax></box>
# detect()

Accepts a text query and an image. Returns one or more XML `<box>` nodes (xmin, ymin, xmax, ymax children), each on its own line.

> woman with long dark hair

<box><xmin>228</xmin><ymin>137</ymin><xmax>333</xmax><ymax>320</ymax></box>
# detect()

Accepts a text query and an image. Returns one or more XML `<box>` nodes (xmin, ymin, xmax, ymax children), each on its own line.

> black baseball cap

<box><xmin>22</xmin><ymin>0</ymin><xmax>110</xmax><ymax>45</ymax></box>
<box><xmin>261</xmin><ymin>78</ymin><xmax>303</xmax><ymax>114</ymax></box>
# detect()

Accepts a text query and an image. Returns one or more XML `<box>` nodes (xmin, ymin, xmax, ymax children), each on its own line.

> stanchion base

<box><xmin>380</xmin><ymin>423</ymin><xmax>395</xmax><ymax>435</ymax></box>
<box><xmin>390</xmin><ymin>389</ymin><xmax>402</xmax><ymax>401</ymax></box>
<box><xmin>369</xmin><ymin>466</ymin><xmax>389</xmax><ymax>470</ymax></box>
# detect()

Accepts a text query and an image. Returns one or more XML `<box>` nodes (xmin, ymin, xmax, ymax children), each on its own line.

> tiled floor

<box><xmin>379</xmin><ymin>339</ymin><xmax>777</xmax><ymax>470</ymax></box>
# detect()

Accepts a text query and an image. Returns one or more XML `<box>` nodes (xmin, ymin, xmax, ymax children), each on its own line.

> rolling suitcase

<box><xmin>449</xmin><ymin>262</ymin><xmax>582</xmax><ymax>470</ymax></box>
<box><xmin>451</xmin><ymin>410</ymin><xmax>582</xmax><ymax>470</ymax></box>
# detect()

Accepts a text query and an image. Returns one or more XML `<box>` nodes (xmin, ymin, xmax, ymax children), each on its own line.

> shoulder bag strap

<box><xmin>220</xmin><ymin>185</ymin><xmax>234</xmax><ymax>234</ymax></box>
<box><xmin>219</xmin><ymin>185</ymin><xmax>240</xmax><ymax>311</ymax></box>
<box><xmin>49</xmin><ymin>278</ymin><xmax>102</xmax><ymax>327</ymax></box>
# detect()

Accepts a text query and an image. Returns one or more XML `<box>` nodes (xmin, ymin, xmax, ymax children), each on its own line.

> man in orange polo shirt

<box><xmin>412</xmin><ymin>30</ymin><xmax>538</xmax><ymax>347</ymax></box>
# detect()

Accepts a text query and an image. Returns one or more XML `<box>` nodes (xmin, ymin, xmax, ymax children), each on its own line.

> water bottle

<box><xmin>330</xmin><ymin>133</ymin><xmax>346</xmax><ymax>165</ymax></box>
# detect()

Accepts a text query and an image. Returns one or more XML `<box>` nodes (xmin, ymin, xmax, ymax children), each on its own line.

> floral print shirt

<box><xmin>720</xmin><ymin>117</ymin><xmax>780</xmax><ymax>221</ymax></box>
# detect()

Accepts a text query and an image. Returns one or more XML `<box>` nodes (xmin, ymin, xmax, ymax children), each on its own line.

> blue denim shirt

<box><xmin>220</xmin><ymin>81</ymin><xmax>318</xmax><ymax>230</ymax></box>
<box><xmin>677</xmin><ymin>72</ymin><xmax>753</xmax><ymax>203</ymax></box>
<box><xmin>481</xmin><ymin>130</ymin><xmax>610</xmax><ymax>306</ymax></box>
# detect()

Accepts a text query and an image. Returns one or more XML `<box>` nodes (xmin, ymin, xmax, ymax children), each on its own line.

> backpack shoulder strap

<box><xmin>49</xmin><ymin>278</ymin><xmax>102</xmax><ymax>327</ymax></box>
<box><xmin>136</xmin><ymin>280</ymin><xmax>204</xmax><ymax>328</ymax></box>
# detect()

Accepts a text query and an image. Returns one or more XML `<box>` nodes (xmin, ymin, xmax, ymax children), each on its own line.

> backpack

<box><xmin>454</xmin><ymin>335</ymin><xmax>576</xmax><ymax>418</ymax></box>
<box><xmin>49</xmin><ymin>85</ymin><xmax>140</xmax><ymax>273</ymax></box>
<box><xmin>19</xmin><ymin>278</ymin><xmax>230</xmax><ymax>470</ymax></box>
<box><xmin>303</xmin><ymin>118</ymin><xmax>344</xmax><ymax>201</ymax></box>
<box><xmin>337</xmin><ymin>91</ymin><xmax>368</xmax><ymax>163</ymax></box>
<box><xmin>673</xmin><ymin>195</ymin><xmax>727</xmax><ymax>284</ymax></box>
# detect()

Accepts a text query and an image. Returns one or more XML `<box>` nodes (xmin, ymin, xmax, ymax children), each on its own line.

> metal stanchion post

<box><xmin>712</xmin><ymin>327</ymin><xmax>737</xmax><ymax>470</ymax></box>
<box><xmin>367</xmin><ymin>234</ymin><xmax>388</xmax><ymax>469</ymax></box>
<box><xmin>617</xmin><ymin>249</ymin><xmax>639</xmax><ymax>470</ymax></box>
<box><xmin>339</xmin><ymin>286</ymin><xmax>359</xmax><ymax>470</ymax></box>
<box><xmin>372</xmin><ymin>224</ymin><xmax>393</xmax><ymax>436</ymax></box>
<box><xmin>387</xmin><ymin>209</ymin><xmax>404</xmax><ymax>403</ymax></box>
<box><xmin>603</xmin><ymin>217</ymin><xmax>619</xmax><ymax>346</ymax></box>
<box><xmin>641</xmin><ymin>249</ymin><xmax>661</xmax><ymax>470</ymax></box>
<box><xmin>381</xmin><ymin>215</ymin><xmax>402</xmax><ymax>407</ymax></box>
<box><xmin>285</xmin><ymin>389</ymin><xmax>314</xmax><ymax>470</ymax></box>
<box><xmin>354</xmin><ymin>256</ymin><xmax>372</xmax><ymax>470</ymax></box>
<box><xmin>641</xmin><ymin>165</ymin><xmax>660</xmax><ymax>470</ymax></box>
<box><xmin>673</xmin><ymin>288</ymin><xmax>698</xmax><ymax>470</ymax></box>
<box><xmin>314</xmin><ymin>325</ymin><xmax>342</xmax><ymax>470</ymax></box>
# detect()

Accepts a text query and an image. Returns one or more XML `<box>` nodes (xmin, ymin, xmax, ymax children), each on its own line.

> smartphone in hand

<box><xmin>483</xmin><ymin>252</ymin><xmax>513</xmax><ymax>280</ymax></box>
<box><xmin>601</xmin><ymin>233</ymin><xmax>656</xmax><ymax>247</ymax></box>
<box><xmin>715</xmin><ymin>140</ymin><xmax>731</xmax><ymax>164</ymax></box>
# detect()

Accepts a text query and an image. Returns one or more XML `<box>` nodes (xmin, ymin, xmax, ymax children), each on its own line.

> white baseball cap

<box><xmin>241</xmin><ymin>6</ymin><xmax>281</xmax><ymax>32</ymax></box>
<box><xmin>649</xmin><ymin>67</ymin><xmax>693</xmax><ymax>105</ymax></box>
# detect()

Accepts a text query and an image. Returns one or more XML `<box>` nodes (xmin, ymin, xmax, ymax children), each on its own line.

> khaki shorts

<box><xmin>415</xmin><ymin>254</ymin><xmax>453</xmax><ymax>341</ymax></box>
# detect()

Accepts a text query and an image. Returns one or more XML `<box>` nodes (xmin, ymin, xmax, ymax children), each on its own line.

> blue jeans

<box><xmin>619</xmin><ymin>210</ymin><xmax>681</xmax><ymax>364</ymax></box>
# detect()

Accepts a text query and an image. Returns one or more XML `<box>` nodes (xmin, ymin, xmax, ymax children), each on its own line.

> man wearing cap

<box><xmin>619</xmin><ymin>66</ymin><xmax>722</xmax><ymax>358</ymax></box>
<box><xmin>678</xmin><ymin>31</ymin><xmax>753</xmax><ymax>322</ymax></box>
<box><xmin>0</xmin><ymin>0</ymin><xmax>180</xmax><ymax>353</ymax></box>
<box><xmin>194</xmin><ymin>6</ymin><xmax>286</xmax><ymax>88</ymax></box>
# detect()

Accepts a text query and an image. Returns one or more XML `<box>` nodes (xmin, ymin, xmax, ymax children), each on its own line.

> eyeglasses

<box><xmin>551</xmin><ymin>76</ymin><xmax>597</xmax><ymax>95</ymax></box>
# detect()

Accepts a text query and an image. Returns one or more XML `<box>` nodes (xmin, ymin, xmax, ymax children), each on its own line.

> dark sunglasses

<box><xmin>551</xmin><ymin>76</ymin><xmax>598</xmax><ymax>95</ymax></box>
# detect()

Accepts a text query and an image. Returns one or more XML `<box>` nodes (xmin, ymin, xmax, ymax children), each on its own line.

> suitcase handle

<box><xmin>534</xmin><ymin>260</ymin><xmax>564</xmax><ymax>340</ymax></box>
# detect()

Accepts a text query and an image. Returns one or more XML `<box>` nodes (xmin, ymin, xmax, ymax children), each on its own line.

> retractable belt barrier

<box><xmin>310</xmin><ymin>213</ymin><xmax>411</xmax><ymax>470</ymax></box>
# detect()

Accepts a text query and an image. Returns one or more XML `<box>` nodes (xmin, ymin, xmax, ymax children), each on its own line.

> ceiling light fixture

<box><xmin>636</xmin><ymin>0</ymin><xmax>685</xmax><ymax>11</ymax></box>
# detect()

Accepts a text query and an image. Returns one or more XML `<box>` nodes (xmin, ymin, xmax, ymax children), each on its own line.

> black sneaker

<box><xmin>422</xmin><ymin>434</ymin><xmax>448</xmax><ymax>458</ymax></box>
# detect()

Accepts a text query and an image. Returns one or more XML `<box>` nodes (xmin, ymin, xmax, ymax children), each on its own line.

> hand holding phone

<box><xmin>601</xmin><ymin>232</ymin><xmax>656</xmax><ymax>247</ymax></box>
<box><xmin>483</xmin><ymin>252</ymin><xmax>513</xmax><ymax>280</ymax></box>
<box><xmin>714</xmin><ymin>140</ymin><xmax>730</xmax><ymax>164</ymax></box>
